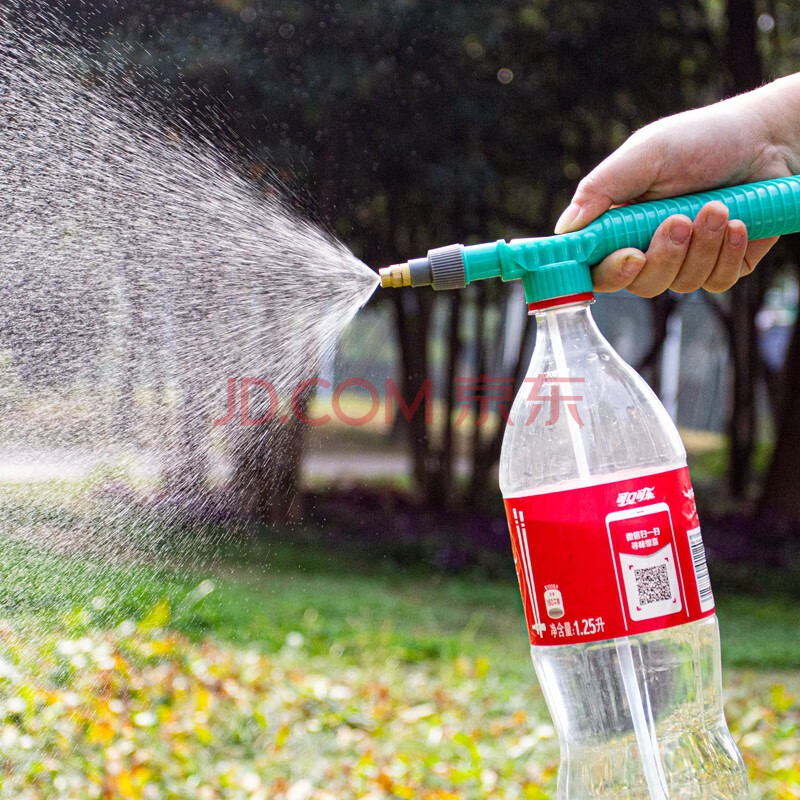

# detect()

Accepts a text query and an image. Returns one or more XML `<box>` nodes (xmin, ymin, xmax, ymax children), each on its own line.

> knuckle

<box><xmin>592</xmin><ymin>276</ymin><xmax>613</xmax><ymax>293</ymax></box>
<box><xmin>576</xmin><ymin>172</ymin><xmax>601</xmax><ymax>197</ymax></box>
<box><xmin>704</xmin><ymin>276</ymin><xmax>736</xmax><ymax>293</ymax></box>
<box><xmin>740</xmin><ymin>258</ymin><xmax>757</xmax><ymax>275</ymax></box>
<box><xmin>627</xmin><ymin>271</ymin><xmax>666</xmax><ymax>298</ymax></box>
<box><xmin>670</xmin><ymin>276</ymin><xmax>702</xmax><ymax>293</ymax></box>
<box><xmin>629</xmin><ymin>285</ymin><xmax>663</xmax><ymax>299</ymax></box>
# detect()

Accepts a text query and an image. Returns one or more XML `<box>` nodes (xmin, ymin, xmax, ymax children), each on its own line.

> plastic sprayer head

<box><xmin>377</xmin><ymin>177</ymin><xmax>800</xmax><ymax>304</ymax></box>
<box><xmin>379</xmin><ymin>263</ymin><xmax>411</xmax><ymax>288</ymax></box>
<box><xmin>379</xmin><ymin>245</ymin><xmax>466</xmax><ymax>290</ymax></box>
<box><xmin>377</xmin><ymin>237</ymin><xmax>594</xmax><ymax>308</ymax></box>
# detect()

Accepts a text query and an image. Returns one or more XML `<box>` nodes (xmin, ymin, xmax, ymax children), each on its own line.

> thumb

<box><xmin>554</xmin><ymin>141</ymin><xmax>663</xmax><ymax>234</ymax></box>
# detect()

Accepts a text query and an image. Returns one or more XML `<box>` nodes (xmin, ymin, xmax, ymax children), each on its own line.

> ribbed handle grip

<box><xmin>587</xmin><ymin>175</ymin><xmax>800</xmax><ymax>264</ymax></box>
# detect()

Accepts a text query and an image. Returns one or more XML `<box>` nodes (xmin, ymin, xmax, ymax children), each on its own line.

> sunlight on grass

<box><xmin>0</xmin><ymin>613</ymin><xmax>798</xmax><ymax>799</ymax></box>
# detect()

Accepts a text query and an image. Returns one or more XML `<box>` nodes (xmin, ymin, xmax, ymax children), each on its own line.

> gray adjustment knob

<box><xmin>428</xmin><ymin>244</ymin><xmax>466</xmax><ymax>290</ymax></box>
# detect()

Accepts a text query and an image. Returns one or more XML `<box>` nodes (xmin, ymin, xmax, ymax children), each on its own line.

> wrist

<box><xmin>745</xmin><ymin>74</ymin><xmax>800</xmax><ymax>174</ymax></box>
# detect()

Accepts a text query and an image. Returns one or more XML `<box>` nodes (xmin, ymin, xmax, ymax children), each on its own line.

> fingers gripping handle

<box><xmin>586</xmin><ymin>175</ymin><xmax>800</xmax><ymax>264</ymax></box>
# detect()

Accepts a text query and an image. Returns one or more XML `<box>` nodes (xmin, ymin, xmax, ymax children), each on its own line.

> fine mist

<box><xmin>0</xmin><ymin>4</ymin><xmax>378</xmax><ymax>578</ymax></box>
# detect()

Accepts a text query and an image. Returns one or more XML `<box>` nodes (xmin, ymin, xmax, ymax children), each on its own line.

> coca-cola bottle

<box><xmin>500</xmin><ymin>293</ymin><xmax>748</xmax><ymax>799</ymax></box>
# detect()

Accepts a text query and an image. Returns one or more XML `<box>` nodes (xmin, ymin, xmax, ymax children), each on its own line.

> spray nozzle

<box><xmin>379</xmin><ymin>263</ymin><xmax>411</xmax><ymax>288</ymax></box>
<box><xmin>378</xmin><ymin>176</ymin><xmax>800</xmax><ymax>307</ymax></box>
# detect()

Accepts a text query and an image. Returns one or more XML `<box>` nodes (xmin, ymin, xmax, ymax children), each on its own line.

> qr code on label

<box><xmin>634</xmin><ymin>564</ymin><xmax>672</xmax><ymax>605</ymax></box>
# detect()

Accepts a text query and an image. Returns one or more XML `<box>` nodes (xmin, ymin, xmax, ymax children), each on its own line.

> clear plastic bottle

<box><xmin>499</xmin><ymin>297</ymin><xmax>748</xmax><ymax>799</ymax></box>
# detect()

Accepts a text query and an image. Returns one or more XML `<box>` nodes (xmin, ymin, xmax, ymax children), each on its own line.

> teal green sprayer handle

<box><xmin>454</xmin><ymin>175</ymin><xmax>800</xmax><ymax>304</ymax></box>
<box><xmin>584</xmin><ymin>175</ymin><xmax>800</xmax><ymax>264</ymax></box>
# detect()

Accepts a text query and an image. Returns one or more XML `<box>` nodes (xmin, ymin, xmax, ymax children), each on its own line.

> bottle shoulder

<box><xmin>499</xmin><ymin>309</ymin><xmax>686</xmax><ymax>497</ymax></box>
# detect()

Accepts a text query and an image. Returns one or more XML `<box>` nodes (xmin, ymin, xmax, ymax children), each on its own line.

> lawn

<box><xmin>2</xmin><ymin>517</ymin><xmax>798</xmax><ymax>673</ymax></box>
<box><xmin>0</xmin><ymin>517</ymin><xmax>799</xmax><ymax>798</ymax></box>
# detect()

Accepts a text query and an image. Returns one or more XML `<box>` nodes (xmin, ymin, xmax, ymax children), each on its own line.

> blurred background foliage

<box><xmin>36</xmin><ymin>0</ymin><xmax>800</xmax><ymax>560</ymax></box>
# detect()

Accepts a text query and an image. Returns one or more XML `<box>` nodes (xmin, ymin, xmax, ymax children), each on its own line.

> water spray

<box><xmin>379</xmin><ymin>175</ymin><xmax>800</xmax><ymax>306</ymax></box>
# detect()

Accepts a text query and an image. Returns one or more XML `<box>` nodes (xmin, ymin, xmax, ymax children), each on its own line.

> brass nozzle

<box><xmin>379</xmin><ymin>262</ymin><xmax>411</xmax><ymax>288</ymax></box>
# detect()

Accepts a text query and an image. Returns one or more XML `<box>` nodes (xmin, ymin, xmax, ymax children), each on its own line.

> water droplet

<box><xmin>497</xmin><ymin>68</ymin><xmax>514</xmax><ymax>84</ymax></box>
<box><xmin>757</xmin><ymin>13</ymin><xmax>775</xmax><ymax>33</ymax></box>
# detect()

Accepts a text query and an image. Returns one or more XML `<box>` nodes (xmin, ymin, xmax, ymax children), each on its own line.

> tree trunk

<box><xmin>726</xmin><ymin>279</ymin><xmax>762</xmax><ymax>497</ymax></box>
<box><xmin>441</xmin><ymin>291</ymin><xmax>462</xmax><ymax>503</ymax></box>
<box><xmin>232</xmin><ymin>406</ymin><xmax>307</xmax><ymax>526</ymax></box>
<box><xmin>760</xmin><ymin>241</ymin><xmax>800</xmax><ymax>518</ymax></box>
<box><xmin>391</xmin><ymin>288</ymin><xmax>437</xmax><ymax>504</ymax></box>
<box><xmin>725</xmin><ymin>0</ymin><xmax>762</xmax><ymax>92</ymax></box>
<box><xmin>724</xmin><ymin>0</ymin><xmax>763</xmax><ymax>498</ymax></box>
<box><xmin>467</xmin><ymin>284</ymin><xmax>489</xmax><ymax>502</ymax></box>
<box><xmin>635</xmin><ymin>294</ymin><xmax>679</xmax><ymax>396</ymax></box>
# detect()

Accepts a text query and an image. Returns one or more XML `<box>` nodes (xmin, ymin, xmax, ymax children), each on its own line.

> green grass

<box><xmin>3</xmin><ymin>526</ymin><xmax>798</xmax><ymax>673</ymax></box>
<box><xmin>0</xmin><ymin>475</ymin><xmax>797</xmax><ymax>797</ymax></box>
<box><xmin>0</xmin><ymin>473</ymin><xmax>796</xmax><ymax>671</ymax></box>
<box><xmin>1</xmin><ymin>503</ymin><xmax>798</xmax><ymax>798</ymax></box>
<box><xmin>716</xmin><ymin>594</ymin><xmax>800</xmax><ymax>668</ymax></box>
<box><xmin>687</xmin><ymin>438</ymin><xmax>775</xmax><ymax>484</ymax></box>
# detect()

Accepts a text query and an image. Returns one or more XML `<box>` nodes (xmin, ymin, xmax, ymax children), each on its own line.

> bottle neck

<box><xmin>526</xmin><ymin>291</ymin><xmax>594</xmax><ymax>315</ymax></box>
<box><xmin>532</xmin><ymin>297</ymin><xmax>599</xmax><ymax>337</ymax></box>
<box><xmin>526</xmin><ymin>297</ymin><xmax>605</xmax><ymax>378</ymax></box>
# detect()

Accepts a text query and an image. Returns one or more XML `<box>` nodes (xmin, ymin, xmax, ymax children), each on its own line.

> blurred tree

<box><xmin>693</xmin><ymin>0</ymin><xmax>800</xmax><ymax>515</ymax></box>
<box><xmin>723</xmin><ymin>0</ymin><xmax>767</xmax><ymax>500</ymax></box>
<box><xmin>760</xmin><ymin>297</ymin><xmax>800</xmax><ymax>520</ymax></box>
<box><xmin>695</xmin><ymin>0</ymin><xmax>800</xmax><ymax>521</ymax></box>
<box><xmin>756</xmin><ymin>1</ymin><xmax>800</xmax><ymax>521</ymax></box>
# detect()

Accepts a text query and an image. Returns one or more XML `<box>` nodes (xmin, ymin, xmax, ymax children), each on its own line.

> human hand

<box><xmin>555</xmin><ymin>82</ymin><xmax>800</xmax><ymax>296</ymax></box>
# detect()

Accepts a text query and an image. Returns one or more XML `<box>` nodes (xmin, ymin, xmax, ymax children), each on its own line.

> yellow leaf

<box><xmin>194</xmin><ymin>724</ymin><xmax>213</xmax><ymax>746</ymax></box>
<box><xmin>770</xmin><ymin>683</ymin><xmax>796</xmax><ymax>713</ymax></box>
<box><xmin>522</xmin><ymin>783</ymin><xmax>550</xmax><ymax>800</ymax></box>
<box><xmin>139</xmin><ymin>599</ymin><xmax>171</xmax><ymax>631</ymax></box>
<box><xmin>196</xmin><ymin>686</ymin><xmax>211</xmax><ymax>713</ymax></box>
<box><xmin>148</xmin><ymin>639</ymin><xmax>174</xmax><ymax>656</ymax></box>
<box><xmin>87</xmin><ymin>720</ymin><xmax>114</xmax><ymax>745</ymax></box>
<box><xmin>133</xmin><ymin>766</ymin><xmax>151</xmax><ymax>784</ymax></box>
<box><xmin>273</xmin><ymin>723</ymin><xmax>290</xmax><ymax>751</ymax></box>
<box><xmin>116</xmin><ymin>769</ymin><xmax>137</xmax><ymax>799</ymax></box>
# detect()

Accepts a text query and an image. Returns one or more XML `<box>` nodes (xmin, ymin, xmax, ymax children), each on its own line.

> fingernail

<box><xmin>669</xmin><ymin>218</ymin><xmax>692</xmax><ymax>245</ymax></box>
<box><xmin>706</xmin><ymin>205</ymin><xmax>728</xmax><ymax>232</ymax></box>
<box><xmin>621</xmin><ymin>254</ymin><xmax>646</xmax><ymax>278</ymax></box>
<box><xmin>727</xmin><ymin>227</ymin><xmax>744</xmax><ymax>247</ymax></box>
<box><xmin>555</xmin><ymin>202</ymin><xmax>584</xmax><ymax>234</ymax></box>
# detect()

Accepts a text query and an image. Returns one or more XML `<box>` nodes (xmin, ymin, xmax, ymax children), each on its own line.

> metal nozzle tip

<box><xmin>379</xmin><ymin>263</ymin><xmax>412</xmax><ymax>288</ymax></box>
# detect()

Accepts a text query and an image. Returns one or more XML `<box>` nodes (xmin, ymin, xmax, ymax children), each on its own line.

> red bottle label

<box><xmin>504</xmin><ymin>467</ymin><xmax>715</xmax><ymax>646</ymax></box>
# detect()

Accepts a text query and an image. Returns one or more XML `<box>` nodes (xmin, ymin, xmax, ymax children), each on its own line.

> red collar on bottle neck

<box><xmin>527</xmin><ymin>291</ymin><xmax>595</xmax><ymax>313</ymax></box>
